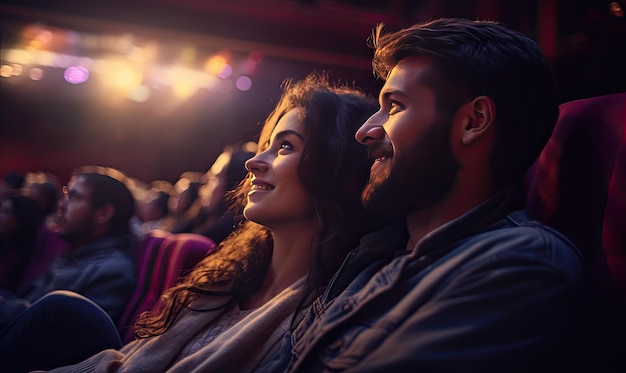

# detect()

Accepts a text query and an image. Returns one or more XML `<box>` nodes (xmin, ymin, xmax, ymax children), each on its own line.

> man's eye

<box><xmin>389</xmin><ymin>101</ymin><xmax>403</xmax><ymax>115</ymax></box>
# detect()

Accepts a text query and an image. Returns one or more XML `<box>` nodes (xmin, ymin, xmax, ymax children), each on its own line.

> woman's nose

<box><xmin>245</xmin><ymin>155</ymin><xmax>268</xmax><ymax>173</ymax></box>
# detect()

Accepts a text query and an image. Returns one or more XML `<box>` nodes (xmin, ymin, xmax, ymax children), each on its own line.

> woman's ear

<box><xmin>461</xmin><ymin>96</ymin><xmax>495</xmax><ymax>145</ymax></box>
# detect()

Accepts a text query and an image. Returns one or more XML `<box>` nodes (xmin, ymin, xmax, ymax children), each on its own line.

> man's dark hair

<box><xmin>72</xmin><ymin>166</ymin><xmax>135</xmax><ymax>237</ymax></box>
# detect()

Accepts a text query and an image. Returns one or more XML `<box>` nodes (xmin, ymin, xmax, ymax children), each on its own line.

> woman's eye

<box><xmin>279</xmin><ymin>141</ymin><xmax>294</xmax><ymax>151</ymax></box>
<box><xmin>389</xmin><ymin>101</ymin><xmax>403</xmax><ymax>115</ymax></box>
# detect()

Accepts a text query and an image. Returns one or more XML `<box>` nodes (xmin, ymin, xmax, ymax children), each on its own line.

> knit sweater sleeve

<box><xmin>32</xmin><ymin>349</ymin><xmax>126</xmax><ymax>373</ymax></box>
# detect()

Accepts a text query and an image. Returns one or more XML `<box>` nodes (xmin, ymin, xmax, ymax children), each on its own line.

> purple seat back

<box><xmin>116</xmin><ymin>229</ymin><xmax>172</xmax><ymax>342</ymax></box>
<box><xmin>118</xmin><ymin>231</ymin><xmax>216</xmax><ymax>344</ymax></box>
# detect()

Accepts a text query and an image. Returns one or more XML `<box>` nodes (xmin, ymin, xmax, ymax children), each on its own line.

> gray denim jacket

<box><xmin>261</xmin><ymin>188</ymin><xmax>586</xmax><ymax>373</ymax></box>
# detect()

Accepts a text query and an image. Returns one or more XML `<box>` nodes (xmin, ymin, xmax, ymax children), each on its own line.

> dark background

<box><xmin>1</xmin><ymin>0</ymin><xmax>625</xmax><ymax>185</ymax></box>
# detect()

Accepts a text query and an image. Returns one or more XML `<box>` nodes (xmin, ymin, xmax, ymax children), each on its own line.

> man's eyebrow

<box><xmin>379</xmin><ymin>89</ymin><xmax>408</xmax><ymax>102</ymax></box>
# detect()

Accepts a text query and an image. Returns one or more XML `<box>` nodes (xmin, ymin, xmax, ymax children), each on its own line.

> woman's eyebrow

<box><xmin>272</xmin><ymin>129</ymin><xmax>305</xmax><ymax>142</ymax></box>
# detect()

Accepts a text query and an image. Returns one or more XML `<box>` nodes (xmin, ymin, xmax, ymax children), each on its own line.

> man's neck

<box><xmin>404</xmin><ymin>182</ymin><xmax>496</xmax><ymax>251</ymax></box>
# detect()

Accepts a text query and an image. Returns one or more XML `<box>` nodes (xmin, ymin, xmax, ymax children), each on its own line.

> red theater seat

<box><xmin>524</xmin><ymin>92</ymin><xmax>626</xmax><ymax>372</ymax></box>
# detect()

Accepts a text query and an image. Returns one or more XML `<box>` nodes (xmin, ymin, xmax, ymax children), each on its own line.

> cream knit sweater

<box><xmin>39</xmin><ymin>278</ymin><xmax>306</xmax><ymax>373</ymax></box>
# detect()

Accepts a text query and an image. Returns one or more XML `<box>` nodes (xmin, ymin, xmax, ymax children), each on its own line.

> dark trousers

<box><xmin>0</xmin><ymin>290</ymin><xmax>122</xmax><ymax>373</ymax></box>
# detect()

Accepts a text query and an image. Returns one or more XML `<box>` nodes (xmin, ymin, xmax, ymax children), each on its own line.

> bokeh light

<box><xmin>204</xmin><ymin>55</ymin><xmax>227</xmax><ymax>75</ymax></box>
<box><xmin>1</xmin><ymin>24</ymin><xmax>263</xmax><ymax>104</ymax></box>
<box><xmin>101</xmin><ymin>58</ymin><xmax>143</xmax><ymax>91</ymax></box>
<box><xmin>172</xmin><ymin>82</ymin><xmax>198</xmax><ymax>99</ymax></box>
<box><xmin>63</xmin><ymin>65</ymin><xmax>89</xmax><ymax>84</ymax></box>
<box><xmin>235</xmin><ymin>75</ymin><xmax>252</xmax><ymax>91</ymax></box>
<box><xmin>217</xmin><ymin>64</ymin><xmax>232</xmax><ymax>79</ymax></box>
<box><xmin>11</xmin><ymin>64</ymin><xmax>23</xmax><ymax>76</ymax></box>
<box><xmin>28</xmin><ymin>67</ymin><xmax>44</xmax><ymax>80</ymax></box>
<box><xmin>127</xmin><ymin>85</ymin><xmax>151</xmax><ymax>102</ymax></box>
<box><xmin>0</xmin><ymin>64</ymin><xmax>13</xmax><ymax>78</ymax></box>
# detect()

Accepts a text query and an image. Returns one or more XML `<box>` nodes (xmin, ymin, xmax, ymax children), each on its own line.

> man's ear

<box><xmin>461</xmin><ymin>96</ymin><xmax>495</xmax><ymax>145</ymax></box>
<box><xmin>96</xmin><ymin>203</ymin><xmax>115</xmax><ymax>224</ymax></box>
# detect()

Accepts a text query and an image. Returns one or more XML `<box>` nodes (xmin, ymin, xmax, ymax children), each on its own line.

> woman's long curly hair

<box><xmin>134</xmin><ymin>72</ymin><xmax>377</xmax><ymax>338</ymax></box>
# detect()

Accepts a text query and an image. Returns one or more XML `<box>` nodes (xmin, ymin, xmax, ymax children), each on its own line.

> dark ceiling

<box><xmin>1</xmin><ymin>0</ymin><xmax>624</xmax><ymax>183</ymax></box>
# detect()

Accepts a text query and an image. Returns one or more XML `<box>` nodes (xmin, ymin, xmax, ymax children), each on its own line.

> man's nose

<box><xmin>356</xmin><ymin>115</ymin><xmax>386</xmax><ymax>145</ymax></box>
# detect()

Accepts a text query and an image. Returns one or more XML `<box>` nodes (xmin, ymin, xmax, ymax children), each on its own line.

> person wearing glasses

<box><xmin>0</xmin><ymin>167</ymin><xmax>137</xmax><ymax>360</ymax></box>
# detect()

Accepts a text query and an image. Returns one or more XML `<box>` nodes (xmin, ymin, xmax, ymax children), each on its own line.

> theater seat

<box><xmin>524</xmin><ymin>92</ymin><xmax>626</xmax><ymax>372</ymax></box>
<box><xmin>117</xmin><ymin>231</ymin><xmax>217</xmax><ymax>343</ymax></box>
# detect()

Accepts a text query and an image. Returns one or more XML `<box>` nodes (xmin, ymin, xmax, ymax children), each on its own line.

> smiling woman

<box><xmin>244</xmin><ymin>108</ymin><xmax>315</xmax><ymax>229</ymax></box>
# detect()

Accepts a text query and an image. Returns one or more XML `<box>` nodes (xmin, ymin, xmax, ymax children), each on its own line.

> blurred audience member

<box><xmin>0</xmin><ymin>195</ymin><xmax>45</xmax><ymax>292</ymax></box>
<box><xmin>169</xmin><ymin>172</ymin><xmax>202</xmax><ymax>233</ymax></box>
<box><xmin>191</xmin><ymin>143</ymin><xmax>256</xmax><ymax>243</ymax></box>
<box><xmin>25</xmin><ymin>172</ymin><xmax>62</xmax><ymax>231</ymax></box>
<box><xmin>131</xmin><ymin>180</ymin><xmax>175</xmax><ymax>239</ymax></box>
<box><xmin>0</xmin><ymin>166</ymin><xmax>137</xmax><ymax>330</ymax></box>
<box><xmin>0</xmin><ymin>171</ymin><xmax>26</xmax><ymax>199</ymax></box>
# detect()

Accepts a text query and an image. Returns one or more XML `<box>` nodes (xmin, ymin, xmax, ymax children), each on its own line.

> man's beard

<box><xmin>361</xmin><ymin>118</ymin><xmax>460</xmax><ymax>219</ymax></box>
<box><xmin>56</xmin><ymin>218</ymin><xmax>92</xmax><ymax>244</ymax></box>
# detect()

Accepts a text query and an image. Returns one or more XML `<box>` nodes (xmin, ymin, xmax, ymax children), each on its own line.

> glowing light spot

<box><xmin>101</xmin><ymin>59</ymin><xmax>143</xmax><ymax>91</ymax></box>
<box><xmin>4</xmin><ymin>49</ymin><xmax>32</xmax><ymax>64</ymax></box>
<box><xmin>205</xmin><ymin>55</ymin><xmax>227</xmax><ymax>74</ymax></box>
<box><xmin>29</xmin><ymin>40</ymin><xmax>43</xmax><ymax>50</ymax></box>
<box><xmin>11</xmin><ymin>64</ymin><xmax>23</xmax><ymax>76</ymax></box>
<box><xmin>0</xmin><ymin>65</ymin><xmax>13</xmax><ymax>78</ymax></box>
<box><xmin>28</xmin><ymin>67</ymin><xmax>44</xmax><ymax>80</ymax></box>
<box><xmin>235</xmin><ymin>75</ymin><xmax>252</xmax><ymax>91</ymax></box>
<box><xmin>127</xmin><ymin>85</ymin><xmax>151</xmax><ymax>102</ymax></box>
<box><xmin>172</xmin><ymin>83</ymin><xmax>197</xmax><ymax>99</ymax></box>
<box><xmin>217</xmin><ymin>64</ymin><xmax>232</xmax><ymax>79</ymax></box>
<box><xmin>64</xmin><ymin>66</ymin><xmax>89</xmax><ymax>84</ymax></box>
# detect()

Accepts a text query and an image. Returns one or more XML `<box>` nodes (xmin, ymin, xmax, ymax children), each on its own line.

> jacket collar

<box><xmin>413</xmin><ymin>184</ymin><xmax>524</xmax><ymax>257</ymax></box>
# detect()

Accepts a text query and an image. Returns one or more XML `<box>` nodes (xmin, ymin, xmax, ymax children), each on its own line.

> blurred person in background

<box><xmin>131</xmin><ymin>180</ymin><xmax>174</xmax><ymax>240</ymax></box>
<box><xmin>0</xmin><ymin>194</ymin><xmax>45</xmax><ymax>293</ymax></box>
<box><xmin>173</xmin><ymin>143</ymin><xmax>255</xmax><ymax>244</ymax></box>
<box><xmin>168</xmin><ymin>173</ymin><xmax>202</xmax><ymax>233</ymax></box>
<box><xmin>25</xmin><ymin>172</ymin><xmax>63</xmax><ymax>232</ymax></box>
<box><xmin>15</xmin><ymin>172</ymin><xmax>69</xmax><ymax>293</ymax></box>
<box><xmin>0</xmin><ymin>166</ymin><xmax>137</xmax><ymax>370</ymax></box>
<box><xmin>0</xmin><ymin>171</ymin><xmax>26</xmax><ymax>200</ymax></box>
